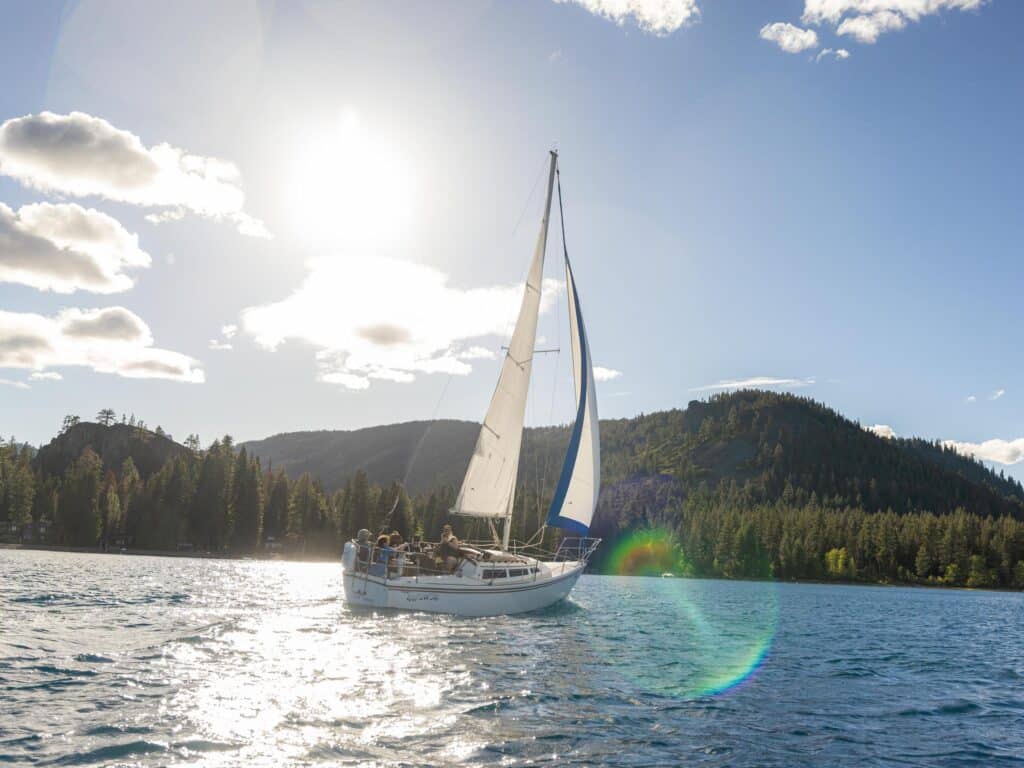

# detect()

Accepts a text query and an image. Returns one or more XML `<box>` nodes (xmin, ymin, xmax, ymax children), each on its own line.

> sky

<box><xmin>0</xmin><ymin>0</ymin><xmax>1022</xmax><ymax>480</ymax></box>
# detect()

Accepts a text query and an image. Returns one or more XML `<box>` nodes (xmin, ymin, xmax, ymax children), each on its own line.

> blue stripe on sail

<box><xmin>547</xmin><ymin>258</ymin><xmax>590</xmax><ymax>535</ymax></box>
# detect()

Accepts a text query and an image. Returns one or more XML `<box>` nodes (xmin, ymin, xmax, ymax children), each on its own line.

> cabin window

<box><xmin>483</xmin><ymin>569</ymin><xmax>508</xmax><ymax>579</ymax></box>
<box><xmin>508</xmin><ymin>568</ymin><xmax>526</xmax><ymax>577</ymax></box>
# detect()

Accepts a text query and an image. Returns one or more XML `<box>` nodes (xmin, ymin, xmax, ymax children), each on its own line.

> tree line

<box><xmin>5</xmin><ymin>387</ymin><xmax>1024</xmax><ymax>589</ymax></box>
<box><xmin>1</xmin><ymin>432</ymin><xmax>445</xmax><ymax>556</ymax></box>
<box><xmin>663</xmin><ymin>491</ymin><xmax>1024</xmax><ymax>589</ymax></box>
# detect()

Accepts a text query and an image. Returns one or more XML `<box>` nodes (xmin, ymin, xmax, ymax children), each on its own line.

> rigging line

<box><xmin>500</xmin><ymin>155</ymin><xmax>551</xmax><ymax>343</ymax></box>
<box><xmin>510</xmin><ymin>155</ymin><xmax>551</xmax><ymax>240</ymax></box>
<box><xmin>401</xmin><ymin>372</ymin><xmax>454</xmax><ymax>490</ymax></box>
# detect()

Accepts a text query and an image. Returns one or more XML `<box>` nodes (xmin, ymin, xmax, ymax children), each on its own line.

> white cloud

<box><xmin>555</xmin><ymin>0</ymin><xmax>701</xmax><ymax>35</ymax></box>
<box><xmin>990</xmin><ymin>388</ymin><xmax>1005</xmax><ymax>401</ymax></box>
<box><xmin>816</xmin><ymin>47</ymin><xmax>852</xmax><ymax>60</ymax></box>
<box><xmin>458</xmin><ymin>346</ymin><xmax>496</xmax><ymax>360</ymax></box>
<box><xmin>0</xmin><ymin>377</ymin><xmax>29</xmax><ymax>390</ymax></box>
<box><xmin>29</xmin><ymin>371</ymin><xmax>62</xmax><ymax>381</ymax></box>
<box><xmin>241</xmin><ymin>257</ymin><xmax>563</xmax><ymax>391</ymax></box>
<box><xmin>836</xmin><ymin>10</ymin><xmax>906</xmax><ymax>42</ymax></box>
<box><xmin>966</xmin><ymin>394</ymin><xmax>977</xmax><ymax>403</ymax></box>
<box><xmin>368</xmin><ymin>368</ymin><xmax>416</xmax><ymax>383</ymax></box>
<box><xmin>0</xmin><ymin>306</ymin><xmax>203</xmax><ymax>382</ymax></box>
<box><xmin>691</xmin><ymin>376</ymin><xmax>816</xmax><ymax>392</ymax></box>
<box><xmin>802</xmin><ymin>0</ymin><xmax>984</xmax><ymax>26</ymax></box>
<box><xmin>207</xmin><ymin>323</ymin><xmax>238</xmax><ymax>351</ymax></box>
<box><xmin>0</xmin><ymin>202</ymin><xmax>150</xmax><ymax>293</ymax></box>
<box><xmin>594</xmin><ymin>366</ymin><xmax>623</xmax><ymax>381</ymax></box>
<box><xmin>760</xmin><ymin>22</ymin><xmax>819</xmax><ymax>53</ymax></box>
<box><xmin>0</xmin><ymin>111</ymin><xmax>268</xmax><ymax>237</ymax></box>
<box><xmin>320</xmin><ymin>371</ymin><xmax>370</xmax><ymax>390</ymax></box>
<box><xmin>144</xmin><ymin>208</ymin><xmax>185</xmax><ymax>225</ymax></box>
<box><xmin>943</xmin><ymin>437</ymin><xmax>1024</xmax><ymax>466</ymax></box>
<box><xmin>802</xmin><ymin>0</ymin><xmax>985</xmax><ymax>43</ymax></box>
<box><xmin>866</xmin><ymin>423</ymin><xmax>897</xmax><ymax>439</ymax></box>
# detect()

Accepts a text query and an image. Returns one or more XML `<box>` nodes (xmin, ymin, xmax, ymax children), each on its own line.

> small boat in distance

<box><xmin>342</xmin><ymin>151</ymin><xmax>601</xmax><ymax>616</ymax></box>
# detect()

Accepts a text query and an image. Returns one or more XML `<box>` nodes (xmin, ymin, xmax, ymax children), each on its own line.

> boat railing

<box><xmin>355</xmin><ymin>545</ymin><xmax>451</xmax><ymax>581</ymax></box>
<box><xmin>508</xmin><ymin>536</ymin><xmax>601</xmax><ymax>564</ymax></box>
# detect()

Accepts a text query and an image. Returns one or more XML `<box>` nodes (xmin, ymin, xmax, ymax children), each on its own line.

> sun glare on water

<box><xmin>287</xmin><ymin>109</ymin><xmax>417</xmax><ymax>251</ymax></box>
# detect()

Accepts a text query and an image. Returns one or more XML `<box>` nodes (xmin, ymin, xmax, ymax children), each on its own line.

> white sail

<box><xmin>452</xmin><ymin>153</ymin><xmax>558</xmax><ymax>518</ymax></box>
<box><xmin>546</xmin><ymin>250</ymin><xmax>600</xmax><ymax>535</ymax></box>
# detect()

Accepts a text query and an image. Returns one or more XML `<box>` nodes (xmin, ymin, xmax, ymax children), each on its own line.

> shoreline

<box><xmin>0</xmin><ymin>543</ymin><xmax>340</xmax><ymax>563</ymax></box>
<box><xmin>4</xmin><ymin>544</ymin><xmax>1020</xmax><ymax>591</ymax></box>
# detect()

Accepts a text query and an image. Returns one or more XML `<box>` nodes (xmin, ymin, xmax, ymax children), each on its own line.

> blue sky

<box><xmin>1</xmin><ymin>0</ymin><xmax>1021</xmax><ymax>480</ymax></box>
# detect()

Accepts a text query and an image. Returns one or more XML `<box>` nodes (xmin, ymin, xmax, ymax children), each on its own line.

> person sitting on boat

<box><xmin>369</xmin><ymin>534</ymin><xmax>393</xmax><ymax>577</ymax></box>
<box><xmin>355</xmin><ymin>529</ymin><xmax>372</xmax><ymax>573</ymax></box>
<box><xmin>388</xmin><ymin>532</ymin><xmax>408</xmax><ymax>576</ymax></box>
<box><xmin>437</xmin><ymin>525</ymin><xmax>462</xmax><ymax>572</ymax></box>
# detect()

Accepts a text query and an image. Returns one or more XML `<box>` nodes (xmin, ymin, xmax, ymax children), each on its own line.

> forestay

<box><xmin>452</xmin><ymin>154</ymin><xmax>558</xmax><ymax>518</ymax></box>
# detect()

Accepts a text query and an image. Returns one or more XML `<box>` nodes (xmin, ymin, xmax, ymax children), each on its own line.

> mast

<box><xmin>452</xmin><ymin>151</ymin><xmax>559</xmax><ymax>550</ymax></box>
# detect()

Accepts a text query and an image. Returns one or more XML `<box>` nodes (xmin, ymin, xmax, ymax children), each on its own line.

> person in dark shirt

<box><xmin>355</xmin><ymin>528</ymin><xmax>371</xmax><ymax>573</ymax></box>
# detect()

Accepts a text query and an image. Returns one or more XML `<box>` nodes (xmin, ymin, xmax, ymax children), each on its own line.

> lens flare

<box><xmin>592</xmin><ymin>528</ymin><xmax>777</xmax><ymax>699</ymax></box>
<box><xmin>606</xmin><ymin>528</ymin><xmax>684</xmax><ymax>577</ymax></box>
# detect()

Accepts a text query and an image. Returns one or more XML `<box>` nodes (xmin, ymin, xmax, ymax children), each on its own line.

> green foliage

<box><xmin>0</xmin><ymin>439</ymin><xmax>35</xmax><ymax>529</ymax></box>
<box><xmin>263</xmin><ymin>471</ymin><xmax>290</xmax><ymax>542</ymax></box>
<box><xmin>57</xmin><ymin>447</ymin><xmax>102</xmax><ymax>546</ymax></box>
<box><xmin>230</xmin><ymin>448</ymin><xmax>263</xmax><ymax>551</ymax></box>
<box><xmin>1014</xmin><ymin>561</ymin><xmax>1024</xmax><ymax>589</ymax></box>
<box><xmin>8</xmin><ymin>392</ymin><xmax>1024</xmax><ymax>587</ymax></box>
<box><xmin>825</xmin><ymin>547</ymin><xmax>856</xmax><ymax>579</ymax></box>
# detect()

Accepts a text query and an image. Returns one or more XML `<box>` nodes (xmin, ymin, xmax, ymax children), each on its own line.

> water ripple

<box><xmin>2</xmin><ymin>550</ymin><xmax>1023</xmax><ymax>766</ymax></box>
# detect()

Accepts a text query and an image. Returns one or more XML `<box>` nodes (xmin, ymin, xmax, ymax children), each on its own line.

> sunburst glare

<box><xmin>286</xmin><ymin>108</ymin><xmax>417</xmax><ymax>251</ymax></box>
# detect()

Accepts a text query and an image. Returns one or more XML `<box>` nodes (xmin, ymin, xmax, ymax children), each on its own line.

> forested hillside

<box><xmin>244</xmin><ymin>391</ymin><xmax>1024</xmax><ymax>519</ymax></box>
<box><xmin>35</xmin><ymin>420</ymin><xmax>188</xmax><ymax>480</ymax></box>
<box><xmin>240</xmin><ymin>420</ymin><xmax>478</xmax><ymax>494</ymax></box>
<box><xmin>4</xmin><ymin>391</ymin><xmax>1024</xmax><ymax>588</ymax></box>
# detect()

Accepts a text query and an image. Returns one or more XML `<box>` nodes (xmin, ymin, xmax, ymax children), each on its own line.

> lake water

<box><xmin>1</xmin><ymin>550</ymin><xmax>1023</xmax><ymax>766</ymax></box>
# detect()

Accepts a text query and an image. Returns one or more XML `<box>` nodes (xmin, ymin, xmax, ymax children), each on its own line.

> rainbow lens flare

<box><xmin>606</xmin><ymin>528</ymin><xmax>686</xmax><ymax>577</ymax></box>
<box><xmin>589</xmin><ymin>528</ymin><xmax>778</xmax><ymax>699</ymax></box>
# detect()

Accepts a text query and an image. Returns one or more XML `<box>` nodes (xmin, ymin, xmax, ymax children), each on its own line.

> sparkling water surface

<box><xmin>2</xmin><ymin>549</ymin><xmax>1023</xmax><ymax>766</ymax></box>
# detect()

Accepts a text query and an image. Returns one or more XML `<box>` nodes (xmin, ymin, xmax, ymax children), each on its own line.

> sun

<box><xmin>287</xmin><ymin>109</ymin><xmax>416</xmax><ymax>251</ymax></box>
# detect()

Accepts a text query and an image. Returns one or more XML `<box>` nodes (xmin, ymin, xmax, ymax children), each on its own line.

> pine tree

<box><xmin>58</xmin><ymin>448</ymin><xmax>102</xmax><ymax>546</ymax></box>
<box><xmin>191</xmin><ymin>440</ymin><xmax>233</xmax><ymax>551</ymax></box>
<box><xmin>347</xmin><ymin>470</ymin><xmax>371</xmax><ymax>534</ymax></box>
<box><xmin>231</xmin><ymin>450</ymin><xmax>263</xmax><ymax>552</ymax></box>
<box><xmin>263</xmin><ymin>471</ymin><xmax>290</xmax><ymax>543</ymax></box>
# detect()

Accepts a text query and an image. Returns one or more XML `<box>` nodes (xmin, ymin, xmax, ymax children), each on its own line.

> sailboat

<box><xmin>341</xmin><ymin>151</ymin><xmax>601</xmax><ymax>616</ymax></box>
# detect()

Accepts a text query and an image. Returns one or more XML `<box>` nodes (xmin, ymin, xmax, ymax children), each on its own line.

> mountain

<box><xmin>34</xmin><ymin>422</ymin><xmax>188</xmax><ymax>480</ymax></box>
<box><xmin>18</xmin><ymin>391</ymin><xmax>1024</xmax><ymax>586</ymax></box>
<box><xmin>241</xmin><ymin>420</ymin><xmax>480</xmax><ymax>494</ymax></box>
<box><xmin>241</xmin><ymin>391</ymin><xmax>1024</xmax><ymax>520</ymax></box>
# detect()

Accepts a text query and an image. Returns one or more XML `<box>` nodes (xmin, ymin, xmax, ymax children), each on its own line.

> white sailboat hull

<box><xmin>341</xmin><ymin>554</ymin><xmax>584</xmax><ymax>617</ymax></box>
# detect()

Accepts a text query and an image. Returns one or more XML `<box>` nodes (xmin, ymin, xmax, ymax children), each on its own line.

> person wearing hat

<box><xmin>356</xmin><ymin>529</ymin><xmax>372</xmax><ymax>573</ymax></box>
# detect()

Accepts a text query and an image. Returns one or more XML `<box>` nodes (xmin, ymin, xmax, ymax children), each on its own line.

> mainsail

<box><xmin>452</xmin><ymin>152</ymin><xmax>558</xmax><ymax>519</ymax></box>
<box><xmin>546</xmin><ymin>175</ymin><xmax>600</xmax><ymax>536</ymax></box>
